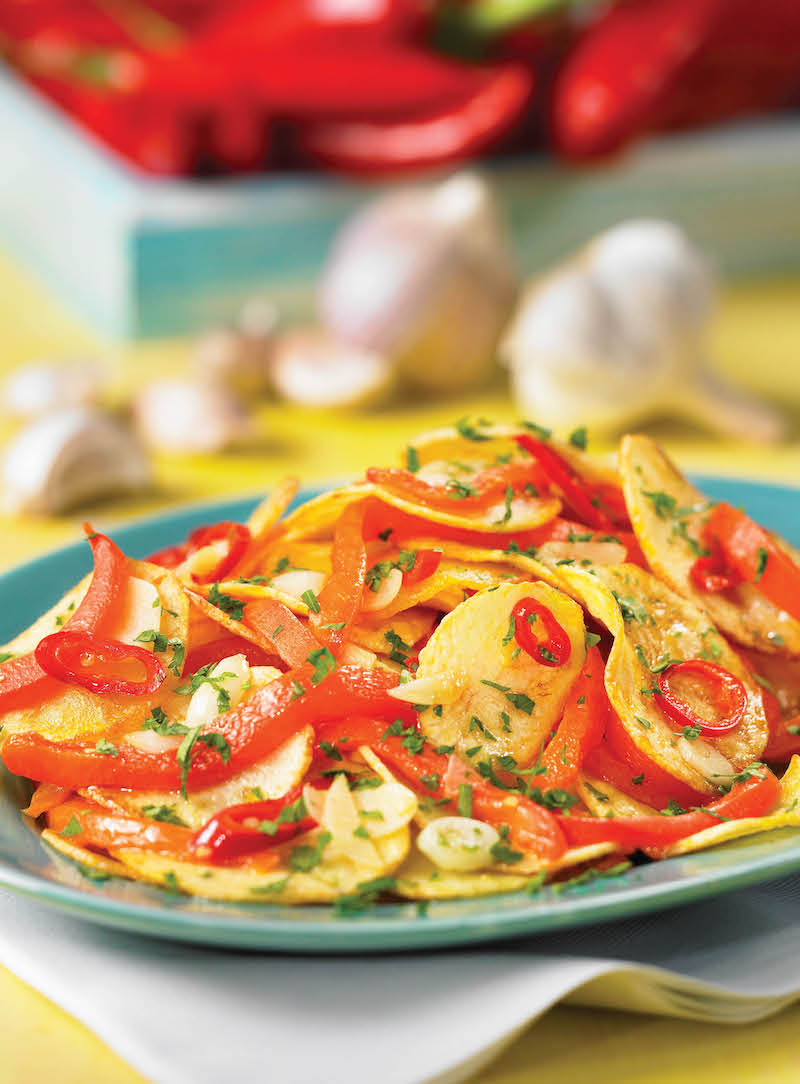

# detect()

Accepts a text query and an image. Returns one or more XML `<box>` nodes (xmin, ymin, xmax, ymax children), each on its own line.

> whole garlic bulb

<box><xmin>3</xmin><ymin>359</ymin><xmax>105</xmax><ymax>419</ymax></box>
<box><xmin>2</xmin><ymin>407</ymin><xmax>150</xmax><ymax>515</ymax></box>
<box><xmin>133</xmin><ymin>379</ymin><xmax>250</xmax><ymax>454</ymax></box>
<box><xmin>504</xmin><ymin>219</ymin><xmax>785</xmax><ymax>442</ymax></box>
<box><xmin>318</xmin><ymin>172</ymin><xmax>516</xmax><ymax>393</ymax></box>
<box><xmin>270</xmin><ymin>328</ymin><xmax>393</xmax><ymax>408</ymax></box>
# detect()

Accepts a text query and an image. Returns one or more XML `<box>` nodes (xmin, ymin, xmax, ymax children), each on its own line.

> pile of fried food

<box><xmin>2</xmin><ymin>421</ymin><xmax>800</xmax><ymax>910</ymax></box>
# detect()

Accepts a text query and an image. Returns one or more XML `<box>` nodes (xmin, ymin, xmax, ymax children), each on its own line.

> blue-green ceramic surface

<box><xmin>1</xmin><ymin>477</ymin><xmax>799</xmax><ymax>953</ymax></box>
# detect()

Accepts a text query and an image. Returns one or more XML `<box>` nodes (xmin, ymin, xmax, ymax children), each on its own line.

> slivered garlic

<box><xmin>417</xmin><ymin>817</ymin><xmax>500</xmax><ymax>872</ymax></box>
<box><xmin>185</xmin><ymin>654</ymin><xmax>250</xmax><ymax>730</ymax></box>
<box><xmin>362</xmin><ymin>567</ymin><xmax>403</xmax><ymax>612</ymax></box>
<box><xmin>126</xmin><ymin>730</ymin><xmax>183</xmax><ymax>754</ymax></box>
<box><xmin>270</xmin><ymin>569</ymin><xmax>327</xmax><ymax>601</ymax></box>
<box><xmin>389</xmin><ymin>670</ymin><xmax>464</xmax><ymax>705</ymax></box>
<box><xmin>677</xmin><ymin>736</ymin><xmax>733</xmax><ymax>782</ymax></box>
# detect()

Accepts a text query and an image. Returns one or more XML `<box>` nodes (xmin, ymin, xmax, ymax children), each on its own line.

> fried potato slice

<box><xmin>552</xmin><ymin>562</ymin><xmax>769</xmax><ymax>794</ymax></box>
<box><xmin>41</xmin><ymin>830</ymin><xmax>130</xmax><ymax>879</ymax></box>
<box><xmin>349</xmin><ymin>608</ymin><xmax>437</xmax><ymax>656</ymax></box>
<box><xmin>741</xmin><ymin>648</ymin><xmax>800</xmax><ymax>720</ymax></box>
<box><xmin>578</xmin><ymin>776</ymin><xmax>657</xmax><ymax>818</ymax></box>
<box><xmin>363</xmin><ymin>558</ymin><xmax>524</xmax><ymax>623</ymax></box>
<box><xmin>83</xmin><ymin>726</ymin><xmax>314</xmax><ymax>831</ymax></box>
<box><xmin>415</xmin><ymin>581</ymin><xmax>586</xmax><ymax>768</ymax></box>
<box><xmin>657</xmin><ymin>755</ymin><xmax>800</xmax><ymax>859</ymax></box>
<box><xmin>619</xmin><ymin>434</ymin><xmax>800</xmax><ymax>656</ymax></box>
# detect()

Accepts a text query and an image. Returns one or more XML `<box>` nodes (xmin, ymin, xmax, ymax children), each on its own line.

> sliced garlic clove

<box><xmin>388</xmin><ymin>670</ymin><xmax>464</xmax><ymax>705</ymax></box>
<box><xmin>185</xmin><ymin>654</ymin><xmax>250</xmax><ymax>730</ymax></box>
<box><xmin>3</xmin><ymin>359</ymin><xmax>105</xmax><ymax>419</ymax></box>
<box><xmin>133</xmin><ymin>379</ymin><xmax>250</xmax><ymax>454</ymax></box>
<box><xmin>677</xmin><ymin>736</ymin><xmax>734</xmax><ymax>783</ymax></box>
<box><xmin>270</xmin><ymin>328</ymin><xmax>394</xmax><ymax>408</ymax></box>
<box><xmin>353</xmin><ymin>781</ymin><xmax>417</xmax><ymax>839</ymax></box>
<box><xmin>417</xmin><ymin>816</ymin><xmax>500</xmax><ymax>872</ymax></box>
<box><xmin>126</xmin><ymin>729</ymin><xmax>183</xmax><ymax>754</ymax></box>
<box><xmin>270</xmin><ymin>569</ymin><xmax>327</xmax><ymax>601</ymax></box>
<box><xmin>1</xmin><ymin>406</ymin><xmax>150</xmax><ymax>515</ymax></box>
<box><xmin>361</xmin><ymin>566</ymin><xmax>403</xmax><ymax>612</ymax></box>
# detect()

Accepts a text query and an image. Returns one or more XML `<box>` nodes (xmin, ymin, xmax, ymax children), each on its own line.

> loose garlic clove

<box><xmin>192</xmin><ymin>299</ymin><xmax>278</xmax><ymax>399</ymax></box>
<box><xmin>133</xmin><ymin>379</ymin><xmax>250</xmax><ymax>454</ymax></box>
<box><xmin>417</xmin><ymin>817</ymin><xmax>500</xmax><ymax>872</ymax></box>
<box><xmin>677</xmin><ymin>736</ymin><xmax>733</xmax><ymax>783</ymax></box>
<box><xmin>1</xmin><ymin>406</ymin><xmax>150</xmax><ymax>515</ymax></box>
<box><xmin>3</xmin><ymin>359</ymin><xmax>105</xmax><ymax>419</ymax></box>
<box><xmin>318</xmin><ymin>172</ymin><xmax>516</xmax><ymax>393</ymax></box>
<box><xmin>389</xmin><ymin>670</ymin><xmax>464</xmax><ymax>705</ymax></box>
<box><xmin>270</xmin><ymin>328</ymin><xmax>393</xmax><ymax>408</ymax></box>
<box><xmin>361</xmin><ymin>566</ymin><xmax>403</xmax><ymax>612</ymax></box>
<box><xmin>126</xmin><ymin>729</ymin><xmax>183</xmax><ymax>754</ymax></box>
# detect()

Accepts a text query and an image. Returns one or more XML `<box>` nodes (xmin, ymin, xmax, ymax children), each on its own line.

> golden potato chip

<box><xmin>349</xmin><ymin>608</ymin><xmax>437</xmax><ymax>656</ymax></box>
<box><xmin>552</xmin><ymin>562</ymin><xmax>769</xmax><ymax>794</ymax></box>
<box><xmin>415</xmin><ymin>581</ymin><xmax>586</xmax><ymax>768</ymax></box>
<box><xmin>41</xmin><ymin>830</ymin><xmax>130</xmax><ymax>879</ymax></box>
<box><xmin>619</xmin><ymin>434</ymin><xmax>800</xmax><ymax>656</ymax></box>
<box><xmin>578</xmin><ymin>776</ymin><xmax>657</xmax><ymax>818</ymax></box>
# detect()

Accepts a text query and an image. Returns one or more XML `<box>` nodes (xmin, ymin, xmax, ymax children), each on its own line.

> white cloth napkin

<box><xmin>2</xmin><ymin>876</ymin><xmax>800</xmax><ymax>1084</ymax></box>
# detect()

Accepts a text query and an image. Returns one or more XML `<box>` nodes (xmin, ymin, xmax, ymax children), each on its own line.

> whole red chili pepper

<box><xmin>655</xmin><ymin>660</ymin><xmax>748</xmax><ymax>738</ymax></box>
<box><xmin>511</xmin><ymin>596</ymin><xmax>571</xmax><ymax>667</ymax></box>
<box><xmin>35</xmin><ymin>630</ymin><xmax>166</xmax><ymax>698</ymax></box>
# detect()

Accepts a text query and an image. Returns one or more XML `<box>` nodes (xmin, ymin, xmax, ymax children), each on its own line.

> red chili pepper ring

<box><xmin>655</xmin><ymin>660</ymin><xmax>747</xmax><ymax>737</ymax></box>
<box><xmin>35</xmin><ymin>631</ymin><xmax>166</xmax><ymax>698</ymax></box>
<box><xmin>511</xmin><ymin>597</ymin><xmax>572</xmax><ymax>668</ymax></box>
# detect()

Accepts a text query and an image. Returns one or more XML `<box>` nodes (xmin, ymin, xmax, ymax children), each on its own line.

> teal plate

<box><xmin>1</xmin><ymin>476</ymin><xmax>799</xmax><ymax>953</ymax></box>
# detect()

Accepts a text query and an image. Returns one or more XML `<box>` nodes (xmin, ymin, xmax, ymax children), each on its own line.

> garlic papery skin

<box><xmin>185</xmin><ymin>654</ymin><xmax>250</xmax><ymax>730</ymax></box>
<box><xmin>417</xmin><ymin>817</ymin><xmax>500</xmax><ymax>872</ymax></box>
<box><xmin>270</xmin><ymin>328</ymin><xmax>393</xmax><ymax>408</ymax></box>
<box><xmin>1</xmin><ymin>406</ymin><xmax>150</xmax><ymax>515</ymax></box>
<box><xmin>361</xmin><ymin>567</ymin><xmax>403</xmax><ymax>612</ymax></box>
<box><xmin>318</xmin><ymin>172</ymin><xmax>516</xmax><ymax>393</ymax></box>
<box><xmin>133</xmin><ymin>379</ymin><xmax>249</xmax><ymax>454</ymax></box>
<box><xmin>270</xmin><ymin>569</ymin><xmax>327</xmax><ymax>601</ymax></box>
<box><xmin>3</xmin><ymin>360</ymin><xmax>105</xmax><ymax>419</ymax></box>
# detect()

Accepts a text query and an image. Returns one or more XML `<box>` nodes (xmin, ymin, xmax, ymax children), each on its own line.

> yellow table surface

<box><xmin>0</xmin><ymin>252</ymin><xmax>799</xmax><ymax>1083</ymax></box>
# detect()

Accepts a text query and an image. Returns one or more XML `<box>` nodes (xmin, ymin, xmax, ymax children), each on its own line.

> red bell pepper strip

<box><xmin>559</xmin><ymin>767</ymin><xmax>782</xmax><ymax>855</ymax></box>
<box><xmin>366</xmin><ymin>462</ymin><xmax>550</xmax><ymax>514</ymax></box>
<box><xmin>402</xmin><ymin>548</ymin><xmax>442</xmax><ymax>586</ymax></box>
<box><xmin>315</xmin><ymin>717</ymin><xmax>567</xmax><ymax>860</ymax></box>
<box><xmin>48</xmin><ymin>797</ymin><xmax>194</xmax><ymax>859</ymax></box>
<box><xmin>540</xmin><ymin>646</ymin><xmax>607</xmax><ymax>789</ymax></box>
<box><xmin>0</xmin><ymin>527</ymin><xmax>129</xmax><ymax>714</ymax></box>
<box><xmin>192</xmin><ymin>783</ymin><xmax>316</xmax><ymax>863</ymax></box>
<box><xmin>764</xmin><ymin>715</ymin><xmax>800</xmax><ymax>763</ymax></box>
<box><xmin>187</xmin><ymin>521</ymin><xmax>251</xmax><ymax>584</ymax></box>
<box><xmin>655</xmin><ymin>660</ymin><xmax>747</xmax><ymax>738</ymax></box>
<box><xmin>690</xmin><ymin>535</ymin><xmax>742</xmax><ymax>593</ymax></box>
<box><xmin>309</xmin><ymin>502</ymin><xmax>367</xmax><ymax>652</ymax></box>
<box><xmin>702</xmin><ymin>503</ymin><xmax>800</xmax><ymax>623</ymax></box>
<box><xmin>35</xmin><ymin>630</ymin><xmax>166</xmax><ymax>698</ymax></box>
<box><xmin>299</xmin><ymin>64</ymin><xmax>532</xmax><ymax>175</ymax></box>
<box><xmin>23</xmin><ymin>782</ymin><xmax>72</xmax><ymax>819</ymax></box>
<box><xmin>2</xmin><ymin>666</ymin><xmax>411</xmax><ymax>791</ymax></box>
<box><xmin>145</xmin><ymin>540</ymin><xmax>189</xmax><ymax>569</ymax></box>
<box><xmin>244</xmin><ymin>598</ymin><xmax>321</xmax><ymax>669</ymax></box>
<box><xmin>512</xmin><ymin>596</ymin><xmax>572</xmax><ymax>668</ymax></box>
<box><xmin>515</xmin><ymin>434</ymin><xmax>614</xmax><ymax>530</ymax></box>
<box><xmin>183</xmin><ymin>635</ymin><xmax>281</xmax><ymax>675</ymax></box>
<box><xmin>594</xmin><ymin>709</ymin><xmax>707</xmax><ymax>809</ymax></box>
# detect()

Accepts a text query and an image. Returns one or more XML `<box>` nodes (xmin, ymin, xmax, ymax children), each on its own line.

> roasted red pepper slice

<box><xmin>655</xmin><ymin>660</ymin><xmax>747</xmax><ymax>737</ymax></box>
<box><xmin>187</xmin><ymin>521</ymin><xmax>251</xmax><ymax>584</ymax></box>
<box><xmin>48</xmin><ymin>798</ymin><xmax>194</xmax><ymax>859</ymax></box>
<box><xmin>366</xmin><ymin>461</ymin><xmax>549</xmax><ymax>514</ymax></box>
<box><xmin>0</xmin><ymin>527</ymin><xmax>129</xmax><ymax>713</ymax></box>
<box><xmin>512</xmin><ymin>596</ymin><xmax>572</xmax><ymax>668</ymax></box>
<box><xmin>690</xmin><ymin>534</ymin><xmax>743</xmax><ymax>593</ymax></box>
<box><xmin>515</xmin><ymin>434</ymin><xmax>614</xmax><ymax>530</ymax></box>
<box><xmin>315</xmin><ymin>717</ymin><xmax>567</xmax><ymax>860</ymax></box>
<box><xmin>2</xmin><ymin>666</ymin><xmax>411</xmax><ymax>791</ymax></box>
<box><xmin>559</xmin><ymin>767</ymin><xmax>781</xmax><ymax>855</ymax></box>
<box><xmin>540</xmin><ymin>646</ymin><xmax>607</xmax><ymax>789</ymax></box>
<box><xmin>244</xmin><ymin>598</ymin><xmax>321</xmax><ymax>669</ymax></box>
<box><xmin>402</xmin><ymin>548</ymin><xmax>442</xmax><ymax>586</ymax></box>
<box><xmin>309</xmin><ymin>502</ymin><xmax>367</xmax><ymax>652</ymax></box>
<box><xmin>192</xmin><ymin>783</ymin><xmax>316</xmax><ymax>863</ymax></box>
<box><xmin>183</xmin><ymin>635</ymin><xmax>280</xmax><ymax>675</ymax></box>
<box><xmin>702</xmin><ymin>503</ymin><xmax>800</xmax><ymax>622</ymax></box>
<box><xmin>35</xmin><ymin>630</ymin><xmax>166</xmax><ymax>698</ymax></box>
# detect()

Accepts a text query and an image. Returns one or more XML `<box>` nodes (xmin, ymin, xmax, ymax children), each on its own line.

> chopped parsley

<box><xmin>288</xmin><ymin>831</ymin><xmax>332</xmax><ymax>872</ymax></box>
<box><xmin>176</xmin><ymin>727</ymin><xmax>230</xmax><ymax>798</ymax></box>
<box><xmin>568</xmin><ymin>426</ymin><xmax>588</xmax><ymax>451</ymax></box>
<box><xmin>642</xmin><ymin>490</ymin><xmax>678</xmax><ymax>519</ymax></box>
<box><xmin>333</xmin><ymin>875</ymin><xmax>398</xmax><ymax>917</ymax></box>
<box><xmin>494</xmin><ymin>484</ymin><xmax>514</xmax><ymax>526</ymax></box>
<box><xmin>455</xmin><ymin>416</ymin><xmax>492</xmax><ymax>442</ymax></box>
<box><xmin>480</xmin><ymin>679</ymin><xmax>534</xmax><ymax>714</ymax></box>
<box><xmin>59</xmin><ymin>814</ymin><xmax>83</xmax><ymax>838</ymax></box>
<box><xmin>612</xmin><ymin>592</ymin><xmax>649</xmax><ymax>623</ymax></box>
<box><xmin>521</xmin><ymin>420</ymin><xmax>551</xmax><ymax>440</ymax></box>
<box><xmin>95</xmin><ymin>738</ymin><xmax>119</xmax><ymax>758</ymax></box>
<box><xmin>141</xmin><ymin>804</ymin><xmax>187</xmax><ymax>827</ymax></box>
<box><xmin>307</xmin><ymin>646</ymin><xmax>337</xmax><ymax>685</ymax></box>
<box><xmin>259</xmin><ymin>796</ymin><xmax>308</xmax><ymax>837</ymax></box>
<box><xmin>208</xmin><ymin>582</ymin><xmax>245</xmax><ymax>622</ymax></box>
<box><xmin>755</xmin><ymin>547</ymin><xmax>769</xmax><ymax>583</ymax></box>
<box><xmin>142</xmin><ymin>706</ymin><xmax>187</xmax><ymax>736</ymax></box>
<box><xmin>405</xmin><ymin>446</ymin><xmax>420</xmax><ymax>473</ymax></box>
<box><xmin>661</xmin><ymin>799</ymin><xmax>687</xmax><ymax>817</ymax></box>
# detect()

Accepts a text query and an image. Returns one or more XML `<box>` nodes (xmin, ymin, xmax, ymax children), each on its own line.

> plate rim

<box><xmin>1</xmin><ymin>473</ymin><xmax>800</xmax><ymax>953</ymax></box>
